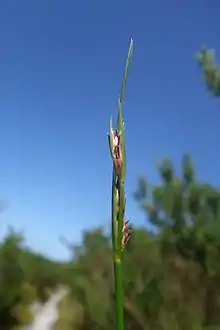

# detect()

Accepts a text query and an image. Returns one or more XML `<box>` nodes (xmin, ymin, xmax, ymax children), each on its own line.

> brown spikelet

<box><xmin>115</xmin><ymin>219</ymin><xmax>132</xmax><ymax>251</ymax></box>
<box><xmin>122</xmin><ymin>220</ymin><xmax>132</xmax><ymax>250</ymax></box>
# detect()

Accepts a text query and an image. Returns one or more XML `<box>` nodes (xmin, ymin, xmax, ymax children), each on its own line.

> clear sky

<box><xmin>0</xmin><ymin>0</ymin><xmax>220</xmax><ymax>260</ymax></box>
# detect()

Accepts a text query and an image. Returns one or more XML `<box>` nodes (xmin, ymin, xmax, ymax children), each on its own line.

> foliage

<box><xmin>196</xmin><ymin>47</ymin><xmax>220</xmax><ymax>96</ymax></box>
<box><xmin>59</xmin><ymin>156</ymin><xmax>220</xmax><ymax>330</ymax></box>
<box><xmin>53</xmin><ymin>293</ymin><xmax>81</xmax><ymax>330</ymax></box>
<box><xmin>0</xmin><ymin>228</ymin><xmax>67</xmax><ymax>329</ymax></box>
<box><xmin>3</xmin><ymin>155</ymin><xmax>220</xmax><ymax>330</ymax></box>
<box><xmin>2</xmin><ymin>42</ymin><xmax>220</xmax><ymax>330</ymax></box>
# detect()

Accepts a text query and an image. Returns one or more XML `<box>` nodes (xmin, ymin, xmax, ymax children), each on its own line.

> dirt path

<box><xmin>23</xmin><ymin>289</ymin><xmax>67</xmax><ymax>330</ymax></box>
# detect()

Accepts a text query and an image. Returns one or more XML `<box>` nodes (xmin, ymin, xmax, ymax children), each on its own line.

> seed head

<box><xmin>108</xmin><ymin>119</ymin><xmax>123</xmax><ymax>175</ymax></box>
<box><xmin>115</xmin><ymin>218</ymin><xmax>132</xmax><ymax>251</ymax></box>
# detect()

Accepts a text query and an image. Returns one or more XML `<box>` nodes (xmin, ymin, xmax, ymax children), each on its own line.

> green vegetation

<box><xmin>54</xmin><ymin>154</ymin><xmax>220</xmax><ymax>330</ymax></box>
<box><xmin>53</xmin><ymin>294</ymin><xmax>82</xmax><ymax>330</ymax></box>
<box><xmin>108</xmin><ymin>38</ymin><xmax>133</xmax><ymax>330</ymax></box>
<box><xmin>1</xmin><ymin>42</ymin><xmax>220</xmax><ymax>330</ymax></box>
<box><xmin>0</xmin><ymin>227</ymin><xmax>69</xmax><ymax>329</ymax></box>
<box><xmin>196</xmin><ymin>47</ymin><xmax>220</xmax><ymax>96</ymax></box>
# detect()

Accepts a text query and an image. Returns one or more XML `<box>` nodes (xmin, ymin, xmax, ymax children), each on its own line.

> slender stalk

<box><xmin>108</xmin><ymin>38</ymin><xmax>133</xmax><ymax>330</ymax></box>
<box><xmin>114</xmin><ymin>258</ymin><xmax>124</xmax><ymax>329</ymax></box>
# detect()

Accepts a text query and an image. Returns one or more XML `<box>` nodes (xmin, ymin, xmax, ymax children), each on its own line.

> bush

<box><xmin>0</xmin><ymin>228</ymin><xmax>67</xmax><ymax>328</ymax></box>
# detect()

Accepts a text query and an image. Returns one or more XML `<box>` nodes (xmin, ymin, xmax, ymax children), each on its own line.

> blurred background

<box><xmin>1</xmin><ymin>0</ymin><xmax>220</xmax><ymax>329</ymax></box>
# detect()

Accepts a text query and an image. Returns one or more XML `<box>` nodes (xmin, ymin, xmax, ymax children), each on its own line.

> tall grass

<box><xmin>108</xmin><ymin>38</ymin><xmax>133</xmax><ymax>330</ymax></box>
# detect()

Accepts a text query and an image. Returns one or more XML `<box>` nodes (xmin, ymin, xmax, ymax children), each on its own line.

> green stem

<box><xmin>111</xmin><ymin>169</ymin><xmax>117</xmax><ymax>252</ymax></box>
<box><xmin>110</xmin><ymin>38</ymin><xmax>133</xmax><ymax>330</ymax></box>
<box><xmin>114</xmin><ymin>257</ymin><xmax>124</xmax><ymax>330</ymax></box>
<box><xmin>117</xmin><ymin>181</ymin><xmax>125</xmax><ymax>253</ymax></box>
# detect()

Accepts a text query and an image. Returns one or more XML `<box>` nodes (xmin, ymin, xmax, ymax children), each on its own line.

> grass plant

<box><xmin>108</xmin><ymin>38</ymin><xmax>133</xmax><ymax>330</ymax></box>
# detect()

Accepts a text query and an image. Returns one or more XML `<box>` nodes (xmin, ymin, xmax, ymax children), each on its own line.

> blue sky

<box><xmin>0</xmin><ymin>0</ymin><xmax>220</xmax><ymax>260</ymax></box>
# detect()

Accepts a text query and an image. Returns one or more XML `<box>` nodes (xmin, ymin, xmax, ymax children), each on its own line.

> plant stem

<box><xmin>114</xmin><ymin>257</ymin><xmax>124</xmax><ymax>330</ymax></box>
<box><xmin>109</xmin><ymin>38</ymin><xmax>133</xmax><ymax>330</ymax></box>
<box><xmin>111</xmin><ymin>170</ymin><xmax>117</xmax><ymax>253</ymax></box>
